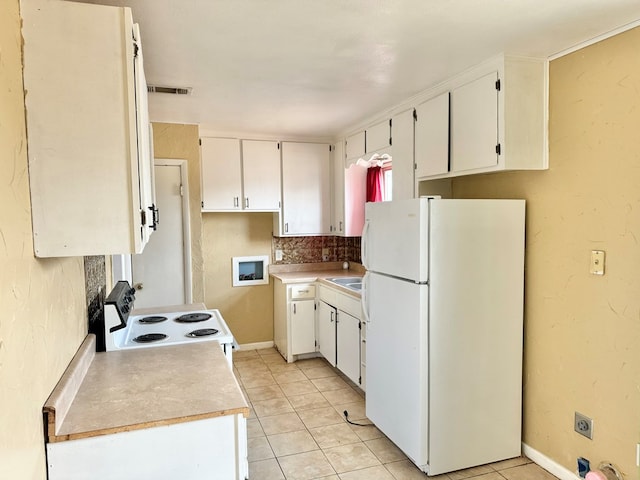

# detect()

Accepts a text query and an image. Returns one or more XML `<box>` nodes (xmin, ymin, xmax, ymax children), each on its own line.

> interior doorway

<box><xmin>112</xmin><ymin>159</ymin><xmax>192</xmax><ymax>308</ymax></box>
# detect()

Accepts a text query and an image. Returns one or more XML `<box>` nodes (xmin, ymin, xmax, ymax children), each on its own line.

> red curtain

<box><xmin>366</xmin><ymin>166</ymin><xmax>384</xmax><ymax>202</ymax></box>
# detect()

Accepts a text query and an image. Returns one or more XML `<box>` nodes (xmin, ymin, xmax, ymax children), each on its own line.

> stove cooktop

<box><xmin>109</xmin><ymin>309</ymin><xmax>234</xmax><ymax>351</ymax></box>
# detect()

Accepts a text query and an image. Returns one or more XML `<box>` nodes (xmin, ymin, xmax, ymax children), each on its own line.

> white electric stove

<box><xmin>96</xmin><ymin>281</ymin><xmax>235</xmax><ymax>366</ymax></box>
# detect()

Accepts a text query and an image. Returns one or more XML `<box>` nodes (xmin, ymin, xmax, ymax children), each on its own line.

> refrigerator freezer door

<box><xmin>365</xmin><ymin>272</ymin><xmax>429</xmax><ymax>466</ymax></box>
<box><xmin>362</xmin><ymin>198</ymin><xmax>430</xmax><ymax>283</ymax></box>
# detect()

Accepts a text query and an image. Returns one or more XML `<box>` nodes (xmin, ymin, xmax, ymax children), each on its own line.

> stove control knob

<box><xmin>122</xmin><ymin>304</ymin><xmax>130</xmax><ymax>313</ymax></box>
<box><xmin>128</xmin><ymin>287</ymin><xmax>136</xmax><ymax>295</ymax></box>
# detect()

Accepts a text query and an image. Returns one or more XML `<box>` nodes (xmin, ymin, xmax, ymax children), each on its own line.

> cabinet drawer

<box><xmin>289</xmin><ymin>284</ymin><xmax>315</xmax><ymax>300</ymax></box>
<box><xmin>337</xmin><ymin>295</ymin><xmax>361</xmax><ymax>318</ymax></box>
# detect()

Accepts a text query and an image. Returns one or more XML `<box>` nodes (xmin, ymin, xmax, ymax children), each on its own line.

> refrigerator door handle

<box><xmin>361</xmin><ymin>220</ymin><xmax>370</xmax><ymax>269</ymax></box>
<box><xmin>361</xmin><ymin>271</ymin><xmax>370</xmax><ymax>325</ymax></box>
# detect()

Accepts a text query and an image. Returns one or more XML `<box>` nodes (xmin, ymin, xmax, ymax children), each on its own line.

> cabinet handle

<box><xmin>339</xmin><ymin>221</ymin><xmax>343</xmax><ymax>231</ymax></box>
<box><xmin>330</xmin><ymin>311</ymin><xmax>334</xmax><ymax>323</ymax></box>
<box><xmin>293</xmin><ymin>304</ymin><xmax>296</xmax><ymax>314</ymax></box>
<box><xmin>233</xmin><ymin>196</ymin><xmax>239</xmax><ymax>207</ymax></box>
<box><xmin>245</xmin><ymin>197</ymin><xmax>249</xmax><ymax>208</ymax></box>
<box><xmin>285</xmin><ymin>222</ymin><xmax>288</xmax><ymax>233</ymax></box>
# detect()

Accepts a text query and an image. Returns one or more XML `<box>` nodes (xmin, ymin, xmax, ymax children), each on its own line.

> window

<box><xmin>382</xmin><ymin>164</ymin><xmax>392</xmax><ymax>201</ymax></box>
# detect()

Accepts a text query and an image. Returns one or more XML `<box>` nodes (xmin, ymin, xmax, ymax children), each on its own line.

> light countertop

<box><xmin>269</xmin><ymin>263</ymin><xmax>364</xmax><ymax>297</ymax></box>
<box><xmin>44</xmin><ymin>334</ymin><xmax>249</xmax><ymax>443</ymax></box>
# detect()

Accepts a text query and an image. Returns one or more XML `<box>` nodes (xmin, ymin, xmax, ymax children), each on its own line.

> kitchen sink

<box><xmin>327</xmin><ymin>277</ymin><xmax>362</xmax><ymax>292</ymax></box>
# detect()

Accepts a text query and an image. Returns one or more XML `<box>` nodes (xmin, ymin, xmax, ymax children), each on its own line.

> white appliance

<box><xmin>361</xmin><ymin>197</ymin><xmax>525</xmax><ymax>475</ymax></box>
<box><xmin>96</xmin><ymin>281</ymin><xmax>236</xmax><ymax>367</ymax></box>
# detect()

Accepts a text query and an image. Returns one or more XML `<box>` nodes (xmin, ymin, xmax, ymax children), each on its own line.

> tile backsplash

<box><xmin>84</xmin><ymin>255</ymin><xmax>106</xmax><ymax>331</ymax></box>
<box><xmin>272</xmin><ymin>236</ymin><xmax>361</xmax><ymax>265</ymax></box>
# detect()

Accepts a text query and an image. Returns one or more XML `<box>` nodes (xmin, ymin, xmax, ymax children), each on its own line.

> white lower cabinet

<box><xmin>336</xmin><ymin>309</ymin><xmax>360</xmax><ymax>386</ymax></box>
<box><xmin>291</xmin><ymin>298</ymin><xmax>316</xmax><ymax>355</ymax></box>
<box><xmin>274</xmin><ymin>279</ymin><xmax>316</xmax><ymax>362</ymax></box>
<box><xmin>47</xmin><ymin>415</ymin><xmax>247</xmax><ymax>480</ymax></box>
<box><xmin>317</xmin><ymin>301</ymin><xmax>337</xmax><ymax>366</ymax></box>
<box><xmin>317</xmin><ymin>285</ymin><xmax>363</xmax><ymax>389</ymax></box>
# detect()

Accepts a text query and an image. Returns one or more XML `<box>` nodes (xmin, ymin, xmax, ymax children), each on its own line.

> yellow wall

<box><xmin>202</xmin><ymin>213</ymin><xmax>274</xmax><ymax>344</ymax></box>
<box><xmin>151</xmin><ymin>122</ymin><xmax>205</xmax><ymax>303</ymax></box>
<box><xmin>0</xmin><ymin>1</ymin><xmax>88</xmax><ymax>479</ymax></box>
<box><xmin>453</xmin><ymin>27</ymin><xmax>640</xmax><ymax>475</ymax></box>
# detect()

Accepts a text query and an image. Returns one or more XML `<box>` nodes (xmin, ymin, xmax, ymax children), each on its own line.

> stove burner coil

<box><xmin>186</xmin><ymin>328</ymin><xmax>219</xmax><ymax>338</ymax></box>
<box><xmin>138</xmin><ymin>316</ymin><xmax>168</xmax><ymax>324</ymax></box>
<box><xmin>132</xmin><ymin>333</ymin><xmax>168</xmax><ymax>343</ymax></box>
<box><xmin>174</xmin><ymin>313</ymin><xmax>212</xmax><ymax>323</ymax></box>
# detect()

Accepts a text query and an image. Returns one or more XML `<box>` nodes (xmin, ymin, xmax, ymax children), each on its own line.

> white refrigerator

<box><xmin>361</xmin><ymin>197</ymin><xmax>525</xmax><ymax>475</ymax></box>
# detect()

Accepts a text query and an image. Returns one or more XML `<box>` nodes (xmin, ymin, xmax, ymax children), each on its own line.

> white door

<box><xmin>241</xmin><ymin>140</ymin><xmax>281</xmax><ymax>211</ymax></box>
<box><xmin>415</xmin><ymin>92</ymin><xmax>450</xmax><ymax>178</ymax></box>
<box><xmin>131</xmin><ymin>161</ymin><xmax>191</xmax><ymax>308</ymax></box>
<box><xmin>450</xmin><ymin>71</ymin><xmax>499</xmax><ymax>173</ymax></box>
<box><xmin>281</xmin><ymin>142</ymin><xmax>331</xmax><ymax>235</ymax></box>
<box><xmin>362</xmin><ymin>198</ymin><xmax>429</xmax><ymax>282</ymax></box>
<box><xmin>317</xmin><ymin>301</ymin><xmax>336</xmax><ymax>366</ymax></box>
<box><xmin>365</xmin><ymin>272</ymin><xmax>429</xmax><ymax>466</ymax></box>
<box><xmin>336</xmin><ymin>310</ymin><xmax>360</xmax><ymax>385</ymax></box>
<box><xmin>200</xmin><ymin>137</ymin><xmax>242</xmax><ymax>210</ymax></box>
<box><xmin>290</xmin><ymin>300</ymin><xmax>316</xmax><ymax>355</ymax></box>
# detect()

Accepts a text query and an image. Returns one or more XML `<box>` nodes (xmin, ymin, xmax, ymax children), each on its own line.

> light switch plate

<box><xmin>590</xmin><ymin>250</ymin><xmax>605</xmax><ymax>275</ymax></box>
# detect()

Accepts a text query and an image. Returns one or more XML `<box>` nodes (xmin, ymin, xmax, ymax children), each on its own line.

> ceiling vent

<box><xmin>147</xmin><ymin>85</ymin><xmax>192</xmax><ymax>95</ymax></box>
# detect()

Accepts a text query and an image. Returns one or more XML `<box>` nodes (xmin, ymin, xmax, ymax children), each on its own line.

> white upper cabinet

<box><xmin>277</xmin><ymin>142</ymin><xmax>331</xmax><ymax>236</ymax></box>
<box><xmin>331</xmin><ymin>142</ymin><xmax>346</xmax><ymax>235</ymax></box>
<box><xmin>415</xmin><ymin>92</ymin><xmax>450</xmax><ymax>179</ymax></box>
<box><xmin>200</xmin><ymin>137</ymin><xmax>242</xmax><ymax>211</ymax></box>
<box><xmin>365</xmin><ymin>119</ymin><xmax>392</xmax><ymax>154</ymax></box>
<box><xmin>450</xmin><ymin>72</ymin><xmax>499</xmax><ymax>173</ymax></box>
<box><xmin>201</xmin><ymin>138</ymin><xmax>281</xmax><ymax>212</ymax></box>
<box><xmin>417</xmin><ymin>54</ymin><xmax>547</xmax><ymax>179</ymax></box>
<box><xmin>241</xmin><ymin>140</ymin><xmax>281</xmax><ymax>211</ymax></box>
<box><xmin>22</xmin><ymin>0</ymin><xmax>153</xmax><ymax>257</ymax></box>
<box><xmin>345</xmin><ymin>131</ymin><xmax>366</xmax><ymax>161</ymax></box>
<box><xmin>391</xmin><ymin>109</ymin><xmax>416</xmax><ymax>200</ymax></box>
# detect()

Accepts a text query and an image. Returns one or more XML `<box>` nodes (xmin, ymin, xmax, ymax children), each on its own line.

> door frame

<box><xmin>111</xmin><ymin>159</ymin><xmax>193</xmax><ymax>304</ymax></box>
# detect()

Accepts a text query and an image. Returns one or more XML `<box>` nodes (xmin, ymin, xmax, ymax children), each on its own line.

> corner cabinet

<box><xmin>201</xmin><ymin>138</ymin><xmax>281</xmax><ymax>212</ymax></box>
<box><xmin>414</xmin><ymin>54</ymin><xmax>547</xmax><ymax>182</ymax></box>
<box><xmin>22</xmin><ymin>0</ymin><xmax>155</xmax><ymax>257</ymax></box>
<box><xmin>274</xmin><ymin>279</ymin><xmax>317</xmax><ymax>363</ymax></box>
<box><xmin>275</xmin><ymin>142</ymin><xmax>331</xmax><ymax>236</ymax></box>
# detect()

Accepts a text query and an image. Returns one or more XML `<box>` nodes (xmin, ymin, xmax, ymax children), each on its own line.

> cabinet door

<box><xmin>241</xmin><ymin>140</ymin><xmax>281</xmax><ymax>211</ymax></box>
<box><xmin>281</xmin><ymin>142</ymin><xmax>331</xmax><ymax>235</ymax></box>
<box><xmin>450</xmin><ymin>72</ymin><xmax>499</xmax><ymax>173</ymax></box>
<box><xmin>290</xmin><ymin>300</ymin><xmax>316</xmax><ymax>355</ymax></box>
<box><xmin>317</xmin><ymin>301</ymin><xmax>336</xmax><ymax>366</ymax></box>
<box><xmin>366</xmin><ymin>119</ymin><xmax>391</xmax><ymax>154</ymax></box>
<box><xmin>336</xmin><ymin>310</ymin><xmax>361</xmax><ymax>386</ymax></box>
<box><xmin>391</xmin><ymin>108</ymin><xmax>415</xmax><ymax>200</ymax></box>
<box><xmin>345</xmin><ymin>131</ymin><xmax>365</xmax><ymax>161</ymax></box>
<box><xmin>201</xmin><ymin>137</ymin><xmax>242</xmax><ymax>211</ymax></box>
<box><xmin>415</xmin><ymin>92</ymin><xmax>450</xmax><ymax>178</ymax></box>
<box><xmin>331</xmin><ymin>142</ymin><xmax>345</xmax><ymax>235</ymax></box>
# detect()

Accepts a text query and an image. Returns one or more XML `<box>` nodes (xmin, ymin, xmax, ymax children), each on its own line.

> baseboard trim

<box><xmin>236</xmin><ymin>341</ymin><xmax>274</xmax><ymax>351</ymax></box>
<box><xmin>523</xmin><ymin>443</ymin><xmax>580</xmax><ymax>480</ymax></box>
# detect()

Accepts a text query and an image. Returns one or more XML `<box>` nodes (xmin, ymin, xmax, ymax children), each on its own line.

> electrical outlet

<box><xmin>322</xmin><ymin>248</ymin><xmax>329</xmax><ymax>261</ymax></box>
<box><xmin>275</xmin><ymin>249</ymin><xmax>283</xmax><ymax>261</ymax></box>
<box><xmin>575</xmin><ymin>412</ymin><xmax>593</xmax><ymax>439</ymax></box>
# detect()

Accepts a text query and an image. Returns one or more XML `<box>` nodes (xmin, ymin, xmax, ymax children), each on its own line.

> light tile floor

<box><xmin>234</xmin><ymin>348</ymin><xmax>559</xmax><ymax>480</ymax></box>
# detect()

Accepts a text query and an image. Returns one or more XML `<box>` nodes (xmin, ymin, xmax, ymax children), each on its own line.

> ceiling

<box><xmin>74</xmin><ymin>0</ymin><xmax>640</xmax><ymax>138</ymax></box>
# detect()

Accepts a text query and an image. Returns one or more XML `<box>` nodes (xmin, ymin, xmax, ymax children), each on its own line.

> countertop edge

<box><xmin>270</xmin><ymin>269</ymin><xmax>363</xmax><ymax>298</ymax></box>
<box><xmin>47</xmin><ymin>406</ymin><xmax>251</xmax><ymax>443</ymax></box>
<box><xmin>43</xmin><ymin>334</ymin><xmax>96</xmax><ymax>441</ymax></box>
